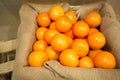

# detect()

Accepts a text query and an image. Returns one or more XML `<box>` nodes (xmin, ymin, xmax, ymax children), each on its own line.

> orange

<box><xmin>55</xmin><ymin>16</ymin><xmax>72</xmax><ymax>32</ymax></box>
<box><xmin>88</xmin><ymin>28</ymin><xmax>99</xmax><ymax>35</ymax></box>
<box><xmin>72</xmin><ymin>20</ymin><xmax>89</xmax><ymax>38</ymax></box>
<box><xmin>67</xmin><ymin>36</ymin><xmax>73</xmax><ymax>47</ymax></box>
<box><xmin>79</xmin><ymin>56</ymin><xmax>94</xmax><ymax>68</ymax></box>
<box><xmin>28</xmin><ymin>50</ymin><xmax>48</xmax><ymax>67</ymax></box>
<box><xmin>36</xmin><ymin>12</ymin><xmax>51</xmax><ymax>27</ymax></box>
<box><xmin>93</xmin><ymin>51</ymin><xmax>116</xmax><ymax>69</ymax></box>
<box><xmin>64</xmin><ymin>29</ymin><xmax>75</xmax><ymax>39</ymax></box>
<box><xmin>51</xmin><ymin>33</ymin><xmax>69</xmax><ymax>52</ymax></box>
<box><xmin>88</xmin><ymin>49</ymin><xmax>103</xmax><ymax>60</ymax></box>
<box><xmin>49</xmin><ymin>5</ymin><xmax>64</xmax><ymax>21</ymax></box>
<box><xmin>45</xmin><ymin>46</ymin><xmax>59</xmax><ymax>60</ymax></box>
<box><xmin>87</xmin><ymin>32</ymin><xmax>106</xmax><ymax>50</ymax></box>
<box><xmin>44</xmin><ymin>29</ymin><xmax>59</xmax><ymax>44</ymax></box>
<box><xmin>85</xmin><ymin>11</ymin><xmax>101</xmax><ymax>28</ymax></box>
<box><xmin>49</xmin><ymin>22</ymin><xmax>56</xmax><ymax>29</ymax></box>
<box><xmin>65</xmin><ymin>11</ymin><xmax>77</xmax><ymax>24</ymax></box>
<box><xmin>33</xmin><ymin>40</ymin><xmax>48</xmax><ymax>51</ymax></box>
<box><xmin>59</xmin><ymin>49</ymin><xmax>79</xmax><ymax>67</ymax></box>
<box><xmin>36</xmin><ymin>27</ymin><xmax>48</xmax><ymax>40</ymax></box>
<box><xmin>71</xmin><ymin>39</ymin><xmax>89</xmax><ymax>57</ymax></box>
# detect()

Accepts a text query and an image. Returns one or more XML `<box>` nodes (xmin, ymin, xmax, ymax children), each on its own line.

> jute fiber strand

<box><xmin>12</xmin><ymin>1</ymin><xmax>120</xmax><ymax>80</ymax></box>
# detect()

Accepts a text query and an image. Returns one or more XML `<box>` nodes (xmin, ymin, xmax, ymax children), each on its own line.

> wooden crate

<box><xmin>0</xmin><ymin>39</ymin><xmax>16</xmax><ymax>80</ymax></box>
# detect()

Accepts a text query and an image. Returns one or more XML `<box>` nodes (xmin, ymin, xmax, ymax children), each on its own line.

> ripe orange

<box><xmin>45</xmin><ymin>46</ymin><xmax>59</xmax><ymax>60</ymax></box>
<box><xmin>79</xmin><ymin>56</ymin><xmax>94</xmax><ymax>68</ymax></box>
<box><xmin>28</xmin><ymin>50</ymin><xmax>48</xmax><ymax>67</ymax></box>
<box><xmin>33</xmin><ymin>40</ymin><xmax>48</xmax><ymax>51</ymax></box>
<box><xmin>88</xmin><ymin>28</ymin><xmax>99</xmax><ymax>35</ymax></box>
<box><xmin>51</xmin><ymin>33</ymin><xmax>69</xmax><ymax>52</ymax></box>
<box><xmin>36</xmin><ymin>27</ymin><xmax>48</xmax><ymax>40</ymax></box>
<box><xmin>64</xmin><ymin>29</ymin><xmax>74</xmax><ymax>39</ymax></box>
<box><xmin>93</xmin><ymin>51</ymin><xmax>116</xmax><ymax>69</ymax></box>
<box><xmin>55</xmin><ymin>16</ymin><xmax>72</xmax><ymax>32</ymax></box>
<box><xmin>36</xmin><ymin>12</ymin><xmax>51</xmax><ymax>27</ymax></box>
<box><xmin>67</xmin><ymin>36</ymin><xmax>73</xmax><ymax>47</ymax></box>
<box><xmin>72</xmin><ymin>20</ymin><xmax>89</xmax><ymax>38</ymax></box>
<box><xmin>49</xmin><ymin>5</ymin><xmax>64</xmax><ymax>21</ymax></box>
<box><xmin>71</xmin><ymin>39</ymin><xmax>89</xmax><ymax>57</ymax></box>
<box><xmin>49</xmin><ymin>22</ymin><xmax>56</xmax><ymax>29</ymax></box>
<box><xmin>88</xmin><ymin>49</ymin><xmax>103</xmax><ymax>60</ymax></box>
<box><xmin>85</xmin><ymin>11</ymin><xmax>101</xmax><ymax>28</ymax></box>
<box><xmin>87</xmin><ymin>32</ymin><xmax>106</xmax><ymax>50</ymax></box>
<box><xmin>59</xmin><ymin>49</ymin><xmax>79</xmax><ymax>67</ymax></box>
<box><xmin>65</xmin><ymin>11</ymin><xmax>77</xmax><ymax>24</ymax></box>
<box><xmin>44</xmin><ymin>29</ymin><xmax>59</xmax><ymax>44</ymax></box>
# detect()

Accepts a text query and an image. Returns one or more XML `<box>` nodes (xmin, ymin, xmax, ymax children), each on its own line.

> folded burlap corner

<box><xmin>44</xmin><ymin>60</ymin><xmax>120</xmax><ymax>80</ymax></box>
<box><xmin>12</xmin><ymin>1</ymin><xmax>120</xmax><ymax>80</ymax></box>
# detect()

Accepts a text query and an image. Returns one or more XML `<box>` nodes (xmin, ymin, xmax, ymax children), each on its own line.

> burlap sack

<box><xmin>12</xmin><ymin>1</ymin><xmax>120</xmax><ymax>80</ymax></box>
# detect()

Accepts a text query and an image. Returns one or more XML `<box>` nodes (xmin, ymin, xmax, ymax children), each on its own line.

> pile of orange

<box><xmin>28</xmin><ymin>5</ymin><xmax>116</xmax><ymax>69</ymax></box>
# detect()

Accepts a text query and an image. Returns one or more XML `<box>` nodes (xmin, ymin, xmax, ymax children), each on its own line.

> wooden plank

<box><xmin>0</xmin><ymin>60</ymin><xmax>14</xmax><ymax>75</ymax></box>
<box><xmin>0</xmin><ymin>39</ymin><xmax>16</xmax><ymax>53</ymax></box>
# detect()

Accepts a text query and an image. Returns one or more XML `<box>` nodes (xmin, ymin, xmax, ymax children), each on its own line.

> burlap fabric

<box><xmin>12</xmin><ymin>1</ymin><xmax>120</xmax><ymax>80</ymax></box>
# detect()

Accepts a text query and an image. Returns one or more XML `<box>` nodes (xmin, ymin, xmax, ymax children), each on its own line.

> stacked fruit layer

<box><xmin>28</xmin><ymin>5</ymin><xmax>116</xmax><ymax>69</ymax></box>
